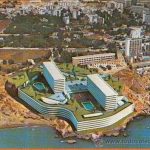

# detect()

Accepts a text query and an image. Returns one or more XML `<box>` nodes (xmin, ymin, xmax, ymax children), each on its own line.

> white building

<box><xmin>43</xmin><ymin>61</ymin><xmax>65</xmax><ymax>93</ymax></box>
<box><xmin>72</xmin><ymin>53</ymin><xmax>116</xmax><ymax>66</ymax></box>
<box><xmin>130</xmin><ymin>27</ymin><xmax>142</xmax><ymax>38</ymax></box>
<box><xmin>107</xmin><ymin>0</ymin><xmax>124</xmax><ymax>11</ymax></box>
<box><xmin>125</xmin><ymin>38</ymin><xmax>142</xmax><ymax>58</ymax></box>
<box><xmin>131</xmin><ymin>5</ymin><xmax>149</xmax><ymax>15</ymax></box>
<box><xmin>63</xmin><ymin>16</ymin><xmax>70</xmax><ymax>24</ymax></box>
<box><xmin>125</xmin><ymin>27</ymin><xmax>143</xmax><ymax>59</ymax></box>
<box><xmin>30</xmin><ymin>0</ymin><xmax>42</xmax><ymax>3</ymax></box>
<box><xmin>143</xmin><ymin>11</ymin><xmax>150</xmax><ymax>25</ymax></box>
<box><xmin>88</xmin><ymin>14</ymin><xmax>104</xmax><ymax>24</ymax></box>
<box><xmin>87</xmin><ymin>74</ymin><xmax>118</xmax><ymax>111</ymax></box>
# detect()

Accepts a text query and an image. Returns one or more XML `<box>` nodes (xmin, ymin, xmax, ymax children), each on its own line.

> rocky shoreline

<box><xmin>0</xmin><ymin>111</ymin><xmax>144</xmax><ymax>143</ymax></box>
<box><xmin>55</xmin><ymin>112</ymin><xmax>143</xmax><ymax>141</ymax></box>
<box><xmin>0</xmin><ymin>74</ymin><xmax>148</xmax><ymax>143</ymax></box>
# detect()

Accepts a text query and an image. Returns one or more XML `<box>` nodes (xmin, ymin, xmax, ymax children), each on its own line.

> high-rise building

<box><xmin>87</xmin><ymin>74</ymin><xmax>118</xmax><ymax>111</ymax></box>
<box><xmin>143</xmin><ymin>11</ymin><xmax>150</xmax><ymax>25</ymax></box>
<box><xmin>125</xmin><ymin>27</ymin><xmax>143</xmax><ymax>59</ymax></box>
<box><xmin>130</xmin><ymin>27</ymin><xmax>142</xmax><ymax>38</ymax></box>
<box><xmin>43</xmin><ymin>61</ymin><xmax>65</xmax><ymax>93</ymax></box>
<box><xmin>125</xmin><ymin>38</ymin><xmax>142</xmax><ymax>58</ymax></box>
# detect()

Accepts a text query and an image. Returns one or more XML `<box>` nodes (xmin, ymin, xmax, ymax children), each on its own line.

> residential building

<box><xmin>107</xmin><ymin>0</ymin><xmax>124</xmax><ymax>11</ymax></box>
<box><xmin>63</xmin><ymin>16</ymin><xmax>70</xmax><ymax>24</ymax></box>
<box><xmin>125</xmin><ymin>38</ymin><xmax>142</xmax><ymax>58</ymax></box>
<box><xmin>43</xmin><ymin>61</ymin><xmax>65</xmax><ymax>93</ymax></box>
<box><xmin>87</xmin><ymin>14</ymin><xmax>104</xmax><ymax>24</ymax></box>
<box><xmin>87</xmin><ymin>74</ymin><xmax>118</xmax><ymax>111</ymax></box>
<box><xmin>72</xmin><ymin>53</ymin><xmax>116</xmax><ymax>66</ymax></box>
<box><xmin>125</xmin><ymin>27</ymin><xmax>143</xmax><ymax>59</ymax></box>
<box><xmin>131</xmin><ymin>5</ymin><xmax>149</xmax><ymax>15</ymax></box>
<box><xmin>30</xmin><ymin>0</ymin><xmax>41</xmax><ymax>3</ymax></box>
<box><xmin>137</xmin><ymin>0</ymin><xmax>150</xmax><ymax>6</ymax></box>
<box><xmin>115</xmin><ymin>0</ymin><xmax>132</xmax><ymax>7</ymax></box>
<box><xmin>142</xmin><ymin>40</ymin><xmax>150</xmax><ymax>55</ymax></box>
<box><xmin>143</xmin><ymin>11</ymin><xmax>150</xmax><ymax>25</ymax></box>
<box><xmin>130</xmin><ymin>27</ymin><xmax>142</xmax><ymax>38</ymax></box>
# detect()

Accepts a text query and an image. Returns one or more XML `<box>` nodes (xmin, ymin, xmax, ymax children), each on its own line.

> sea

<box><xmin>0</xmin><ymin>115</ymin><xmax>150</xmax><ymax>148</ymax></box>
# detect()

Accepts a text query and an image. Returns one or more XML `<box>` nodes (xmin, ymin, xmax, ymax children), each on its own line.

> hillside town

<box><xmin>0</xmin><ymin>0</ymin><xmax>150</xmax><ymax>144</ymax></box>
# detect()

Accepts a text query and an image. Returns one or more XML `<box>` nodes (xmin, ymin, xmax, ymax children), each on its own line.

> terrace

<box><xmin>8</xmin><ymin>67</ymin><xmax>54</xmax><ymax>100</ymax></box>
<box><xmin>8</xmin><ymin>72</ymin><xmax>29</xmax><ymax>87</ymax></box>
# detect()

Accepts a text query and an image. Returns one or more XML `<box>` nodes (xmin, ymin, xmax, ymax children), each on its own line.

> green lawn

<box><xmin>106</xmin><ymin>77</ymin><xmax>123</xmax><ymax>94</ymax></box>
<box><xmin>57</xmin><ymin>63</ymin><xmax>97</xmax><ymax>77</ymax></box>
<box><xmin>8</xmin><ymin>72</ymin><xmax>28</xmax><ymax>87</ymax></box>
<box><xmin>8</xmin><ymin>67</ymin><xmax>42</xmax><ymax>87</ymax></box>
<box><xmin>5</xmin><ymin>14</ymin><xmax>64</xmax><ymax>34</ymax></box>
<box><xmin>21</xmin><ymin>85</ymin><xmax>51</xmax><ymax>101</ymax></box>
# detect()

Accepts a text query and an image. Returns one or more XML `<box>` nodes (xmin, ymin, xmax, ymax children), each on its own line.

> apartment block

<box><xmin>72</xmin><ymin>53</ymin><xmax>116</xmax><ymax>66</ymax></box>
<box><xmin>125</xmin><ymin>38</ymin><xmax>142</xmax><ymax>58</ymax></box>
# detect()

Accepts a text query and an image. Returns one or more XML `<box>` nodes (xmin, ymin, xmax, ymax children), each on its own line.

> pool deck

<box><xmin>82</xmin><ymin>101</ymin><xmax>95</xmax><ymax>111</ymax></box>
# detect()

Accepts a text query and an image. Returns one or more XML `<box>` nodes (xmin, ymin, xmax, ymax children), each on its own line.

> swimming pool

<box><xmin>143</xmin><ymin>56</ymin><xmax>150</xmax><ymax>61</ymax></box>
<box><xmin>33</xmin><ymin>82</ymin><xmax>46</xmax><ymax>92</ymax></box>
<box><xmin>82</xmin><ymin>102</ymin><xmax>95</xmax><ymax>111</ymax></box>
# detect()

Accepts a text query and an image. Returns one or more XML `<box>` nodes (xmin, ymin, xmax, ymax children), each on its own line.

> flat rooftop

<box><xmin>72</xmin><ymin>53</ymin><xmax>115</xmax><ymax>60</ymax></box>
<box><xmin>43</xmin><ymin>61</ymin><xmax>65</xmax><ymax>80</ymax></box>
<box><xmin>87</xmin><ymin>74</ymin><xmax>118</xmax><ymax>96</ymax></box>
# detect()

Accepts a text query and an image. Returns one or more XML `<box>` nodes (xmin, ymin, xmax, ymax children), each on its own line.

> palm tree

<box><xmin>118</xmin><ymin>85</ymin><xmax>122</xmax><ymax>92</ymax></box>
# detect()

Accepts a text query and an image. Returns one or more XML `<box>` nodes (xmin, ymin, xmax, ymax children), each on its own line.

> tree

<box><xmin>61</xmin><ymin>50</ymin><xmax>72</xmax><ymax>63</ymax></box>
<box><xmin>118</xmin><ymin>85</ymin><xmax>122</xmax><ymax>92</ymax></box>
<box><xmin>3</xmin><ymin>60</ymin><xmax>7</xmax><ymax>65</ymax></box>
<box><xmin>8</xmin><ymin>59</ymin><xmax>14</xmax><ymax>64</ymax></box>
<box><xmin>107</xmin><ymin>65</ymin><xmax>112</xmax><ymax>70</ymax></box>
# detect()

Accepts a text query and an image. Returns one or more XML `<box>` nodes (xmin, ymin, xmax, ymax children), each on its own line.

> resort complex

<box><xmin>7</xmin><ymin>61</ymin><xmax>135</xmax><ymax>131</ymax></box>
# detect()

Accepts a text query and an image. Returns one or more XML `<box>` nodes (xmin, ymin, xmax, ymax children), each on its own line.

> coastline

<box><xmin>0</xmin><ymin>111</ymin><xmax>145</xmax><ymax>142</ymax></box>
<box><xmin>0</xmin><ymin>74</ymin><xmax>149</xmax><ymax>142</ymax></box>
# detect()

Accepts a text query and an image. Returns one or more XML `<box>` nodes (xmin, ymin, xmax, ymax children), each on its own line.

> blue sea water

<box><xmin>0</xmin><ymin>116</ymin><xmax>150</xmax><ymax>148</ymax></box>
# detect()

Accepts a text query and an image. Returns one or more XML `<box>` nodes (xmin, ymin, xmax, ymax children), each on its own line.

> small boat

<box><xmin>60</xmin><ymin>140</ymin><xmax>65</xmax><ymax>143</ymax></box>
<box><xmin>67</xmin><ymin>139</ymin><xmax>77</xmax><ymax>144</ymax></box>
<box><xmin>31</xmin><ymin>128</ymin><xmax>35</xmax><ymax>131</ymax></box>
<box><xmin>123</xmin><ymin>132</ymin><xmax>128</xmax><ymax>137</ymax></box>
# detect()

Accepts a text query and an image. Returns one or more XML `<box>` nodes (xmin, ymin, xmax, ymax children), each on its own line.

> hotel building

<box><xmin>72</xmin><ymin>53</ymin><xmax>116</xmax><ymax>66</ymax></box>
<box><xmin>87</xmin><ymin>74</ymin><xmax>118</xmax><ymax>111</ymax></box>
<box><xmin>43</xmin><ymin>61</ymin><xmax>65</xmax><ymax>93</ymax></box>
<box><xmin>12</xmin><ymin>61</ymin><xmax>135</xmax><ymax>131</ymax></box>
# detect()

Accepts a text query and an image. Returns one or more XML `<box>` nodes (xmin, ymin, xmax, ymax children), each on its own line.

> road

<box><xmin>0</xmin><ymin>47</ymin><xmax>52</xmax><ymax>50</ymax></box>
